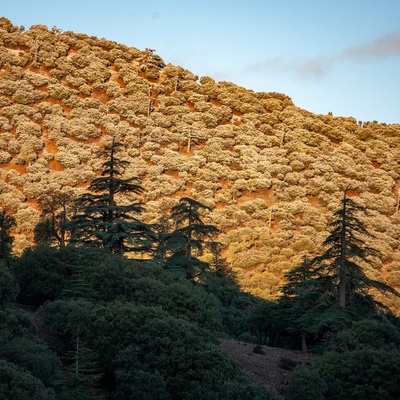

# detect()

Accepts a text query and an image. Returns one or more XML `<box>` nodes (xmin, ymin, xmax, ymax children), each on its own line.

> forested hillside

<box><xmin>0</xmin><ymin>17</ymin><xmax>400</xmax><ymax>309</ymax></box>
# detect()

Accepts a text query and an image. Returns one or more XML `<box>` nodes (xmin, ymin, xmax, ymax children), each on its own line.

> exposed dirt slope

<box><xmin>220</xmin><ymin>339</ymin><xmax>315</xmax><ymax>396</ymax></box>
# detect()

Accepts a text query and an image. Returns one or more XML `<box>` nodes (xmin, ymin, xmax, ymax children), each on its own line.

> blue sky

<box><xmin>2</xmin><ymin>0</ymin><xmax>400</xmax><ymax>124</ymax></box>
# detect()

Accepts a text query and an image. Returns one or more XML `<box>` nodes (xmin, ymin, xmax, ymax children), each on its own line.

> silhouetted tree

<box><xmin>276</xmin><ymin>256</ymin><xmax>355</xmax><ymax>352</ymax></box>
<box><xmin>151</xmin><ymin>215</ymin><xmax>174</xmax><ymax>261</ymax></box>
<box><xmin>35</xmin><ymin>187</ymin><xmax>76</xmax><ymax>247</ymax></box>
<box><xmin>69</xmin><ymin>139</ymin><xmax>152</xmax><ymax>256</ymax></box>
<box><xmin>167</xmin><ymin>197</ymin><xmax>219</xmax><ymax>261</ymax></box>
<box><xmin>0</xmin><ymin>210</ymin><xmax>15</xmax><ymax>262</ymax></box>
<box><xmin>277</xmin><ymin>256</ymin><xmax>326</xmax><ymax>352</ymax></box>
<box><xmin>315</xmin><ymin>189</ymin><xmax>398</xmax><ymax>308</ymax></box>
<box><xmin>207</xmin><ymin>241</ymin><xmax>234</xmax><ymax>279</ymax></box>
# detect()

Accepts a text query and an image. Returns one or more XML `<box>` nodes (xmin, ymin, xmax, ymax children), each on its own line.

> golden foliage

<box><xmin>0</xmin><ymin>18</ymin><xmax>399</xmax><ymax>307</ymax></box>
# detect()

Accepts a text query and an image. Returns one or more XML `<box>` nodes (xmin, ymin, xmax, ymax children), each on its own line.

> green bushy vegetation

<box><xmin>4</xmin><ymin>244</ymin><xmax>280</xmax><ymax>399</ymax></box>
<box><xmin>286</xmin><ymin>320</ymin><xmax>400</xmax><ymax>400</ymax></box>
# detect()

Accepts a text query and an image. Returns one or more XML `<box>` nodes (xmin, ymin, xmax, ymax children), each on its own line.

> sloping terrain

<box><xmin>0</xmin><ymin>17</ymin><xmax>399</xmax><ymax>308</ymax></box>
<box><xmin>220</xmin><ymin>339</ymin><xmax>315</xmax><ymax>396</ymax></box>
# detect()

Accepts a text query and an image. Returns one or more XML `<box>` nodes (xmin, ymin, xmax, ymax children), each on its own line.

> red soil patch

<box><xmin>307</xmin><ymin>195</ymin><xmax>327</xmax><ymax>212</ymax></box>
<box><xmin>372</xmin><ymin>161</ymin><xmax>381</xmax><ymax>169</ymax></box>
<box><xmin>164</xmin><ymin>170</ymin><xmax>179</xmax><ymax>179</ymax></box>
<box><xmin>3</xmin><ymin>162</ymin><xmax>26</xmax><ymax>174</ymax></box>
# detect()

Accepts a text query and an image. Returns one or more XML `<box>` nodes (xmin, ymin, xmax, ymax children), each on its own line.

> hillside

<box><xmin>220</xmin><ymin>339</ymin><xmax>315</xmax><ymax>396</ymax></box>
<box><xmin>0</xmin><ymin>17</ymin><xmax>399</xmax><ymax>309</ymax></box>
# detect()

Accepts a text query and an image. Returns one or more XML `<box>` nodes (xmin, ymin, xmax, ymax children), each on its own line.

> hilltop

<box><xmin>0</xmin><ymin>17</ymin><xmax>399</xmax><ymax>309</ymax></box>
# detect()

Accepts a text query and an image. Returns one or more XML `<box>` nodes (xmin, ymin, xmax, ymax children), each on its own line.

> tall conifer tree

<box><xmin>167</xmin><ymin>197</ymin><xmax>219</xmax><ymax>261</ymax></box>
<box><xmin>315</xmin><ymin>189</ymin><xmax>398</xmax><ymax>308</ymax></box>
<box><xmin>276</xmin><ymin>190</ymin><xmax>400</xmax><ymax>351</ymax></box>
<box><xmin>69</xmin><ymin>139</ymin><xmax>151</xmax><ymax>256</ymax></box>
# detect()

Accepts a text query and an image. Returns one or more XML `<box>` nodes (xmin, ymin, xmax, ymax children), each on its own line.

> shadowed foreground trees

<box><xmin>269</xmin><ymin>190</ymin><xmax>399</xmax><ymax>352</ymax></box>
<box><xmin>12</xmin><ymin>245</ymin><xmax>279</xmax><ymax>400</ymax></box>
<box><xmin>286</xmin><ymin>320</ymin><xmax>400</xmax><ymax>400</ymax></box>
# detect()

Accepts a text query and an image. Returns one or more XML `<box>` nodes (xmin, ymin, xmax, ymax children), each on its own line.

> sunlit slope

<box><xmin>0</xmin><ymin>18</ymin><xmax>399</xmax><ymax>308</ymax></box>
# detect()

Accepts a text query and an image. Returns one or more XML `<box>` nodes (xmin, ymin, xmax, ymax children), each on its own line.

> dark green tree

<box><xmin>276</xmin><ymin>256</ymin><xmax>357</xmax><ymax>352</ymax></box>
<box><xmin>34</xmin><ymin>187</ymin><xmax>76</xmax><ymax>247</ymax></box>
<box><xmin>0</xmin><ymin>308</ymin><xmax>62</xmax><ymax>398</ymax></box>
<box><xmin>288</xmin><ymin>349</ymin><xmax>400</xmax><ymax>400</ymax></box>
<box><xmin>0</xmin><ymin>209</ymin><xmax>15</xmax><ymax>262</ymax></box>
<box><xmin>112</xmin><ymin>316</ymin><xmax>277</xmax><ymax>400</ymax></box>
<box><xmin>276</xmin><ymin>191</ymin><xmax>399</xmax><ymax>351</ymax></box>
<box><xmin>63</xmin><ymin>330</ymin><xmax>104</xmax><ymax>400</ymax></box>
<box><xmin>160</xmin><ymin>197</ymin><xmax>220</xmax><ymax>280</ymax></box>
<box><xmin>0</xmin><ymin>360</ymin><xmax>57</xmax><ymax>400</ymax></box>
<box><xmin>325</xmin><ymin>319</ymin><xmax>400</xmax><ymax>353</ymax></box>
<box><xmin>315</xmin><ymin>189</ymin><xmax>398</xmax><ymax>308</ymax></box>
<box><xmin>69</xmin><ymin>138</ymin><xmax>152</xmax><ymax>256</ymax></box>
<box><xmin>0</xmin><ymin>210</ymin><xmax>18</xmax><ymax>307</ymax></box>
<box><xmin>276</xmin><ymin>256</ymin><xmax>329</xmax><ymax>352</ymax></box>
<box><xmin>167</xmin><ymin>197</ymin><xmax>219</xmax><ymax>262</ymax></box>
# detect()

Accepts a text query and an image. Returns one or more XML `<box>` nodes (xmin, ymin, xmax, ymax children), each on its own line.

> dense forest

<box><xmin>1</xmin><ymin>17</ymin><xmax>400</xmax><ymax>399</ymax></box>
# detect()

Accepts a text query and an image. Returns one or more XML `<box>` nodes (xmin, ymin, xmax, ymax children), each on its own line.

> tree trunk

<box><xmin>301</xmin><ymin>332</ymin><xmax>307</xmax><ymax>353</ymax></box>
<box><xmin>338</xmin><ymin>273</ymin><xmax>347</xmax><ymax>307</ymax></box>
<box><xmin>118</xmin><ymin>237</ymin><xmax>124</xmax><ymax>257</ymax></box>
<box><xmin>338</xmin><ymin>190</ymin><xmax>348</xmax><ymax>307</ymax></box>
<box><xmin>187</xmin><ymin>204</ymin><xmax>192</xmax><ymax>261</ymax></box>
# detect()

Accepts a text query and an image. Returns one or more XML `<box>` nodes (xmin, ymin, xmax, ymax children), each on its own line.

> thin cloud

<box><xmin>342</xmin><ymin>32</ymin><xmax>400</xmax><ymax>59</ymax></box>
<box><xmin>244</xmin><ymin>31</ymin><xmax>400</xmax><ymax>79</ymax></box>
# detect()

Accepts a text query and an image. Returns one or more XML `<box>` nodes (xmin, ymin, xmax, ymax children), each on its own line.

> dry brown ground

<box><xmin>220</xmin><ymin>339</ymin><xmax>315</xmax><ymax>397</ymax></box>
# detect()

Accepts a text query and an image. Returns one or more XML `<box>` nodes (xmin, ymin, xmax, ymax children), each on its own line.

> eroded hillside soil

<box><xmin>220</xmin><ymin>339</ymin><xmax>315</xmax><ymax>396</ymax></box>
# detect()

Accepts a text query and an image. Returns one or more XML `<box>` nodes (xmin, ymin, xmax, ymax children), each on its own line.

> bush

<box><xmin>325</xmin><ymin>319</ymin><xmax>400</xmax><ymax>352</ymax></box>
<box><xmin>13</xmin><ymin>246</ymin><xmax>106</xmax><ymax>306</ymax></box>
<box><xmin>279</xmin><ymin>357</ymin><xmax>298</xmax><ymax>371</ymax></box>
<box><xmin>113</xmin><ymin>316</ymin><xmax>277</xmax><ymax>400</ymax></box>
<box><xmin>288</xmin><ymin>348</ymin><xmax>400</xmax><ymax>400</ymax></box>
<box><xmin>286</xmin><ymin>366</ymin><xmax>327</xmax><ymax>400</ymax></box>
<box><xmin>0</xmin><ymin>360</ymin><xmax>57</xmax><ymax>400</ymax></box>
<box><xmin>0</xmin><ymin>337</ymin><xmax>62</xmax><ymax>391</ymax></box>
<box><xmin>38</xmin><ymin>298</ymin><xmax>98</xmax><ymax>354</ymax></box>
